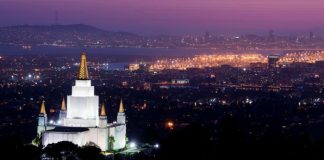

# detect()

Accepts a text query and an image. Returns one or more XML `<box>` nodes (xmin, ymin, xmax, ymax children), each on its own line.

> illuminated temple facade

<box><xmin>37</xmin><ymin>52</ymin><xmax>126</xmax><ymax>151</ymax></box>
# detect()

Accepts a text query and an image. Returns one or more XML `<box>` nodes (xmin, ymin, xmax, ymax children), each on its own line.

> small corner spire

<box><xmin>61</xmin><ymin>97</ymin><xmax>66</xmax><ymax>111</ymax></box>
<box><xmin>119</xmin><ymin>98</ymin><xmax>124</xmax><ymax>113</ymax></box>
<box><xmin>100</xmin><ymin>102</ymin><xmax>106</xmax><ymax>116</ymax></box>
<box><xmin>40</xmin><ymin>100</ymin><xmax>46</xmax><ymax>115</ymax></box>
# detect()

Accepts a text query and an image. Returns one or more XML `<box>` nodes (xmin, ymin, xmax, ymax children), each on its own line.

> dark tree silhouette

<box><xmin>77</xmin><ymin>145</ymin><xmax>104</xmax><ymax>160</ymax></box>
<box><xmin>159</xmin><ymin>124</ymin><xmax>211</xmax><ymax>160</ymax></box>
<box><xmin>43</xmin><ymin>141</ymin><xmax>79</xmax><ymax>159</ymax></box>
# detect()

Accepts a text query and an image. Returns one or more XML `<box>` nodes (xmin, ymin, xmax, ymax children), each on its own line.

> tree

<box><xmin>84</xmin><ymin>141</ymin><xmax>100</xmax><ymax>148</ymax></box>
<box><xmin>108</xmin><ymin>136</ymin><xmax>115</xmax><ymax>151</ymax></box>
<box><xmin>78</xmin><ymin>144</ymin><xmax>104</xmax><ymax>160</ymax></box>
<box><xmin>43</xmin><ymin>141</ymin><xmax>79</xmax><ymax>159</ymax></box>
<box><xmin>140</xmin><ymin>127</ymin><xmax>160</xmax><ymax>144</ymax></box>
<box><xmin>31</xmin><ymin>134</ymin><xmax>41</xmax><ymax>147</ymax></box>
<box><xmin>18</xmin><ymin>145</ymin><xmax>41</xmax><ymax>160</ymax></box>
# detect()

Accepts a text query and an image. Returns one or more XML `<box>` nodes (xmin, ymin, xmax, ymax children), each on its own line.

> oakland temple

<box><xmin>37</xmin><ymin>52</ymin><xmax>127</xmax><ymax>151</ymax></box>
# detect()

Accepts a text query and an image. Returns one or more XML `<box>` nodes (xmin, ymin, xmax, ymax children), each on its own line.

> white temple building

<box><xmin>37</xmin><ymin>52</ymin><xmax>127</xmax><ymax>151</ymax></box>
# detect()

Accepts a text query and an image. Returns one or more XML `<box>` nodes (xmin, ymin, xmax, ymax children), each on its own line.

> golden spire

<box><xmin>61</xmin><ymin>97</ymin><xmax>66</xmax><ymax>111</ymax></box>
<box><xmin>100</xmin><ymin>102</ymin><xmax>106</xmax><ymax>116</ymax></box>
<box><xmin>119</xmin><ymin>98</ymin><xmax>124</xmax><ymax>113</ymax></box>
<box><xmin>40</xmin><ymin>100</ymin><xmax>46</xmax><ymax>115</ymax></box>
<box><xmin>78</xmin><ymin>52</ymin><xmax>89</xmax><ymax>80</ymax></box>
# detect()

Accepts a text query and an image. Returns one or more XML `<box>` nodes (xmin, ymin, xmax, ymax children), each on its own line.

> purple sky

<box><xmin>1</xmin><ymin>0</ymin><xmax>324</xmax><ymax>35</ymax></box>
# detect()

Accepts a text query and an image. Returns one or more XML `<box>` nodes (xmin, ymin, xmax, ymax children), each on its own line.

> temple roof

<box><xmin>47</xmin><ymin>126</ymin><xmax>89</xmax><ymax>133</ymax></box>
<box><xmin>119</xmin><ymin>98</ymin><xmax>124</xmax><ymax>113</ymax></box>
<box><xmin>78</xmin><ymin>52</ymin><xmax>89</xmax><ymax>80</ymax></box>
<box><xmin>40</xmin><ymin>100</ymin><xmax>46</xmax><ymax>114</ymax></box>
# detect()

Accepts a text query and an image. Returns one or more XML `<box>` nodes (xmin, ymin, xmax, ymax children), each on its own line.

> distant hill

<box><xmin>2</xmin><ymin>24</ymin><xmax>322</xmax><ymax>50</ymax></box>
<box><xmin>0</xmin><ymin>24</ymin><xmax>141</xmax><ymax>46</ymax></box>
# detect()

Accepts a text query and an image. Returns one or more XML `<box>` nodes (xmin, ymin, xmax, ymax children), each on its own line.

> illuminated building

<box><xmin>37</xmin><ymin>100</ymin><xmax>47</xmax><ymax>136</ymax></box>
<box><xmin>37</xmin><ymin>52</ymin><xmax>127</xmax><ymax>151</ymax></box>
<box><xmin>268</xmin><ymin>55</ymin><xmax>280</xmax><ymax>68</ymax></box>
<box><xmin>171</xmin><ymin>79</ymin><xmax>190</xmax><ymax>84</ymax></box>
<box><xmin>128</xmin><ymin>63</ymin><xmax>140</xmax><ymax>71</ymax></box>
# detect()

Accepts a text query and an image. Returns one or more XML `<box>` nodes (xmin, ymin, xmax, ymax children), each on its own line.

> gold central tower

<box><xmin>78</xmin><ymin>52</ymin><xmax>89</xmax><ymax>80</ymax></box>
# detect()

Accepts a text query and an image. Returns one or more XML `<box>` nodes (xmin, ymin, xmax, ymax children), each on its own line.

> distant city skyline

<box><xmin>1</xmin><ymin>0</ymin><xmax>324</xmax><ymax>35</ymax></box>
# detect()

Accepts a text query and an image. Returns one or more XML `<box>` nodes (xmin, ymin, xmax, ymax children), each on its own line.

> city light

<box><xmin>166</xmin><ymin>121</ymin><xmax>174</xmax><ymax>129</ymax></box>
<box><xmin>149</xmin><ymin>51</ymin><xmax>324</xmax><ymax>71</ymax></box>
<box><xmin>129</xmin><ymin>142</ymin><xmax>137</xmax><ymax>148</ymax></box>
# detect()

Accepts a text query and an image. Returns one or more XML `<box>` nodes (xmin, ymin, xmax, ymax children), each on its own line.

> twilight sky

<box><xmin>1</xmin><ymin>0</ymin><xmax>324</xmax><ymax>35</ymax></box>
